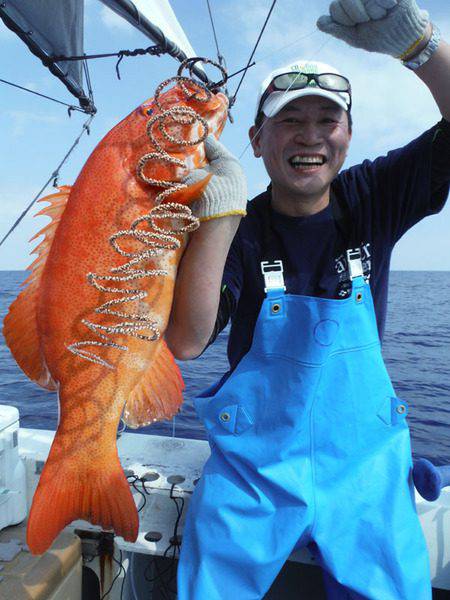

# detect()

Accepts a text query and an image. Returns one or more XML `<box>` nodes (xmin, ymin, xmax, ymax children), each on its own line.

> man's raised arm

<box><xmin>414</xmin><ymin>31</ymin><xmax>450</xmax><ymax>121</ymax></box>
<box><xmin>317</xmin><ymin>1</ymin><xmax>449</xmax><ymax>119</ymax></box>
<box><xmin>165</xmin><ymin>136</ymin><xmax>247</xmax><ymax>360</ymax></box>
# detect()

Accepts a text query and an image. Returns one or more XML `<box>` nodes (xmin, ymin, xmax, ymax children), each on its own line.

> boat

<box><xmin>1</xmin><ymin>405</ymin><xmax>450</xmax><ymax>599</ymax></box>
<box><xmin>1</xmin><ymin>2</ymin><xmax>449</xmax><ymax>598</ymax></box>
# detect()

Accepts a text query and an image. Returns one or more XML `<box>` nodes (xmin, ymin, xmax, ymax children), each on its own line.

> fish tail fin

<box><xmin>27</xmin><ymin>434</ymin><xmax>139</xmax><ymax>555</ymax></box>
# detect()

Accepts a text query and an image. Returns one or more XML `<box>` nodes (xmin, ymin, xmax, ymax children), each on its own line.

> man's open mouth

<box><xmin>288</xmin><ymin>154</ymin><xmax>327</xmax><ymax>169</ymax></box>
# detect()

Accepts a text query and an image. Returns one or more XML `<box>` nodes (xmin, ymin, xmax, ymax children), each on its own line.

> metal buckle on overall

<box><xmin>261</xmin><ymin>260</ymin><xmax>286</xmax><ymax>292</ymax></box>
<box><xmin>346</xmin><ymin>248</ymin><xmax>364</xmax><ymax>280</ymax></box>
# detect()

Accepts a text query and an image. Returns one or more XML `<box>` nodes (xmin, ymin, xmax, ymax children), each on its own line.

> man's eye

<box><xmin>322</xmin><ymin>118</ymin><xmax>337</xmax><ymax>124</ymax></box>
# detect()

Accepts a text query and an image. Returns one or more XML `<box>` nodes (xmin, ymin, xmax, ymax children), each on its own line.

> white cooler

<box><xmin>0</xmin><ymin>404</ymin><xmax>27</xmax><ymax>532</ymax></box>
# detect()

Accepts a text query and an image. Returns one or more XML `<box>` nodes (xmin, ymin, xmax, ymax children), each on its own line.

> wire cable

<box><xmin>82</xmin><ymin>58</ymin><xmax>95</xmax><ymax>108</ymax></box>
<box><xmin>230</xmin><ymin>0</ymin><xmax>278</xmax><ymax>107</ymax></box>
<box><xmin>0</xmin><ymin>78</ymin><xmax>87</xmax><ymax>113</ymax></box>
<box><xmin>0</xmin><ymin>113</ymin><xmax>95</xmax><ymax>249</ymax></box>
<box><xmin>140</xmin><ymin>481</ymin><xmax>185</xmax><ymax>599</ymax></box>
<box><xmin>127</xmin><ymin>474</ymin><xmax>152</xmax><ymax>513</ymax></box>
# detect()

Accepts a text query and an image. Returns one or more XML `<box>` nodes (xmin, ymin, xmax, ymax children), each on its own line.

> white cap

<box><xmin>256</xmin><ymin>59</ymin><xmax>351</xmax><ymax>119</ymax></box>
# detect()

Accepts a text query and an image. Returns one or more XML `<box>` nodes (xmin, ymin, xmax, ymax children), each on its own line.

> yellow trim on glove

<box><xmin>397</xmin><ymin>32</ymin><xmax>426</xmax><ymax>60</ymax></box>
<box><xmin>198</xmin><ymin>210</ymin><xmax>247</xmax><ymax>223</ymax></box>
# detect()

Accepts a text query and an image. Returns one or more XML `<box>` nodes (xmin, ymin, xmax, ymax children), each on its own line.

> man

<box><xmin>169</xmin><ymin>0</ymin><xmax>450</xmax><ymax>598</ymax></box>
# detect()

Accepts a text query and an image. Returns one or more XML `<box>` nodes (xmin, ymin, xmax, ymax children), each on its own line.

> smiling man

<box><xmin>250</xmin><ymin>63</ymin><xmax>353</xmax><ymax>219</ymax></box>
<box><xmin>170</xmin><ymin>1</ymin><xmax>450</xmax><ymax>598</ymax></box>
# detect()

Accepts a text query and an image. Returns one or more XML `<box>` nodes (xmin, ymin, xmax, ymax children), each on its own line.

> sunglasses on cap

<box><xmin>257</xmin><ymin>71</ymin><xmax>352</xmax><ymax>117</ymax></box>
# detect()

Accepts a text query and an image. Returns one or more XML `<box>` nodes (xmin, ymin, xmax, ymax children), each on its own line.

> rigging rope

<box><xmin>230</xmin><ymin>0</ymin><xmax>278</xmax><ymax>107</ymax></box>
<box><xmin>0</xmin><ymin>114</ymin><xmax>95</xmax><ymax>249</ymax></box>
<box><xmin>46</xmin><ymin>45</ymin><xmax>165</xmax><ymax>81</ymax></box>
<box><xmin>205</xmin><ymin>0</ymin><xmax>223</xmax><ymax>63</ymax></box>
<box><xmin>82</xmin><ymin>59</ymin><xmax>95</xmax><ymax>108</ymax></box>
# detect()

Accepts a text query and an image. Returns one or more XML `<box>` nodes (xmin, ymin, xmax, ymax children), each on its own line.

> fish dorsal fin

<box><xmin>3</xmin><ymin>186</ymin><xmax>71</xmax><ymax>390</ymax></box>
<box><xmin>123</xmin><ymin>340</ymin><xmax>185</xmax><ymax>428</ymax></box>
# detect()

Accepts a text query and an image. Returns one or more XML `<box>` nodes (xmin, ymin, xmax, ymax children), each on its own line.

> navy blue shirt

<box><xmin>217</xmin><ymin>122</ymin><xmax>450</xmax><ymax>371</ymax></box>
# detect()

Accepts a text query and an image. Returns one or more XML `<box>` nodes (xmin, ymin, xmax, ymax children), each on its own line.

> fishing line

<box><xmin>238</xmin><ymin>36</ymin><xmax>334</xmax><ymax>159</ymax></box>
<box><xmin>0</xmin><ymin>114</ymin><xmax>95</xmax><ymax>249</ymax></box>
<box><xmin>230</xmin><ymin>0</ymin><xmax>278</xmax><ymax>107</ymax></box>
<box><xmin>172</xmin><ymin>415</ymin><xmax>177</xmax><ymax>438</ymax></box>
<box><xmin>255</xmin><ymin>28</ymin><xmax>321</xmax><ymax>64</ymax></box>
<box><xmin>205</xmin><ymin>28</ymin><xmax>320</xmax><ymax>97</ymax></box>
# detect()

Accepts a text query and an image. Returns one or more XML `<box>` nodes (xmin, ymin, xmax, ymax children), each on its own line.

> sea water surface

<box><xmin>1</xmin><ymin>270</ymin><xmax>449</xmax><ymax>464</ymax></box>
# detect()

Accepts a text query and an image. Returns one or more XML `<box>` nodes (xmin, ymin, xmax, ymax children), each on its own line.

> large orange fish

<box><xmin>3</xmin><ymin>74</ymin><xmax>228</xmax><ymax>554</ymax></box>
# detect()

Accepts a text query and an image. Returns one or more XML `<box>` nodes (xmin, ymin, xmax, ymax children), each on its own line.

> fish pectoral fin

<box><xmin>123</xmin><ymin>339</ymin><xmax>185</xmax><ymax>428</ymax></box>
<box><xmin>170</xmin><ymin>171</ymin><xmax>213</xmax><ymax>205</ymax></box>
<box><xmin>3</xmin><ymin>186</ymin><xmax>71</xmax><ymax>390</ymax></box>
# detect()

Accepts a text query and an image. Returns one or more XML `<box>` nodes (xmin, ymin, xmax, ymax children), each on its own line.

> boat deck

<box><xmin>17</xmin><ymin>428</ymin><xmax>450</xmax><ymax>597</ymax></box>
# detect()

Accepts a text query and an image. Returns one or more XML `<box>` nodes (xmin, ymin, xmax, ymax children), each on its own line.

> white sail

<box><xmin>132</xmin><ymin>0</ymin><xmax>198</xmax><ymax>59</ymax></box>
<box><xmin>100</xmin><ymin>0</ymin><xmax>201</xmax><ymax>64</ymax></box>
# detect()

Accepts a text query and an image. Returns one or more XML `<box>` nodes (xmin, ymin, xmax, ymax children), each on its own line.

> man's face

<box><xmin>249</xmin><ymin>95</ymin><xmax>352</xmax><ymax>208</ymax></box>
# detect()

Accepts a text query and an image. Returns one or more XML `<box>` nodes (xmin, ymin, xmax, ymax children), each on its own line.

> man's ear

<box><xmin>249</xmin><ymin>125</ymin><xmax>262</xmax><ymax>158</ymax></box>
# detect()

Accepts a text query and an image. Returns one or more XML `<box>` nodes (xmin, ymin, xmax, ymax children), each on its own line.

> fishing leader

<box><xmin>166</xmin><ymin>1</ymin><xmax>450</xmax><ymax>599</ymax></box>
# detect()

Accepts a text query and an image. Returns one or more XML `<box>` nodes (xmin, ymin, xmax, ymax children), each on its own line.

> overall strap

<box><xmin>261</xmin><ymin>260</ymin><xmax>286</xmax><ymax>298</ymax></box>
<box><xmin>253</xmin><ymin>190</ymin><xmax>288</xmax><ymax>297</ymax></box>
<box><xmin>255</xmin><ymin>186</ymin><xmax>360</xmax><ymax>296</ymax></box>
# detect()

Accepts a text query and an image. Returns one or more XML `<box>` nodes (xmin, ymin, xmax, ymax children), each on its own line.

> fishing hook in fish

<box><xmin>67</xmin><ymin>59</ymin><xmax>227</xmax><ymax>369</ymax></box>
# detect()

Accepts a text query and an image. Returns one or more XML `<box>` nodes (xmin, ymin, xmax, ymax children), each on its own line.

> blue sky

<box><xmin>0</xmin><ymin>0</ymin><xmax>449</xmax><ymax>270</ymax></box>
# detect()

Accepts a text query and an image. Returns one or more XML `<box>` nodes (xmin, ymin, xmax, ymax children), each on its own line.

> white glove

<box><xmin>317</xmin><ymin>0</ymin><xmax>429</xmax><ymax>59</ymax></box>
<box><xmin>185</xmin><ymin>135</ymin><xmax>247</xmax><ymax>222</ymax></box>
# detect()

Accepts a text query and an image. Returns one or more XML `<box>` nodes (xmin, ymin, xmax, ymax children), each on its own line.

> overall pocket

<box><xmin>377</xmin><ymin>396</ymin><xmax>409</xmax><ymax>426</ymax></box>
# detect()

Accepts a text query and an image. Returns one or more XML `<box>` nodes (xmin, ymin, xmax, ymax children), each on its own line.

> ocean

<box><xmin>1</xmin><ymin>270</ymin><xmax>449</xmax><ymax>465</ymax></box>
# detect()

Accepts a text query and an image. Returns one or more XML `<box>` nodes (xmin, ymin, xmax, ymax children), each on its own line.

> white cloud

<box><xmin>6</xmin><ymin>111</ymin><xmax>62</xmax><ymax>138</ymax></box>
<box><xmin>23</xmin><ymin>81</ymin><xmax>39</xmax><ymax>92</ymax></box>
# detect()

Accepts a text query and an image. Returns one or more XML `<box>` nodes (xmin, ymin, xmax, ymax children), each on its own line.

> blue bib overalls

<box><xmin>177</xmin><ymin>256</ymin><xmax>431</xmax><ymax>600</ymax></box>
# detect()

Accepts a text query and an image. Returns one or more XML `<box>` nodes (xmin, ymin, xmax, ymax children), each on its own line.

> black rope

<box><xmin>230</xmin><ymin>0</ymin><xmax>278</xmax><ymax>107</ymax></box>
<box><xmin>100</xmin><ymin>550</ymin><xmax>125</xmax><ymax>600</ymax></box>
<box><xmin>0</xmin><ymin>114</ymin><xmax>95</xmax><ymax>250</ymax></box>
<box><xmin>47</xmin><ymin>45</ymin><xmax>164</xmax><ymax>63</ymax></box>
<box><xmin>46</xmin><ymin>45</ymin><xmax>165</xmax><ymax>80</ymax></box>
<box><xmin>227</xmin><ymin>62</ymin><xmax>257</xmax><ymax>81</ymax></box>
<box><xmin>141</xmin><ymin>482</ymin><xmax>185</xmax><ymax>599</ymax></box>
<box><xmin>127</xmin><ymin>475</ymin><xmax>152</xmax><ymax>513</ymax></box>
<box><xmin>0</xmin><ymin>78</ymin><xmax>86</xmax><ymax>113</ymax></box>
<box><xmin>205</xmin><ymin>0</ymin><xmax>223</xmax><ymax>63</ymax></box>
<box><xmin>82</xmin><ymin>59</ymin><xmax>95</xmax><ymax>107</ymax></box>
